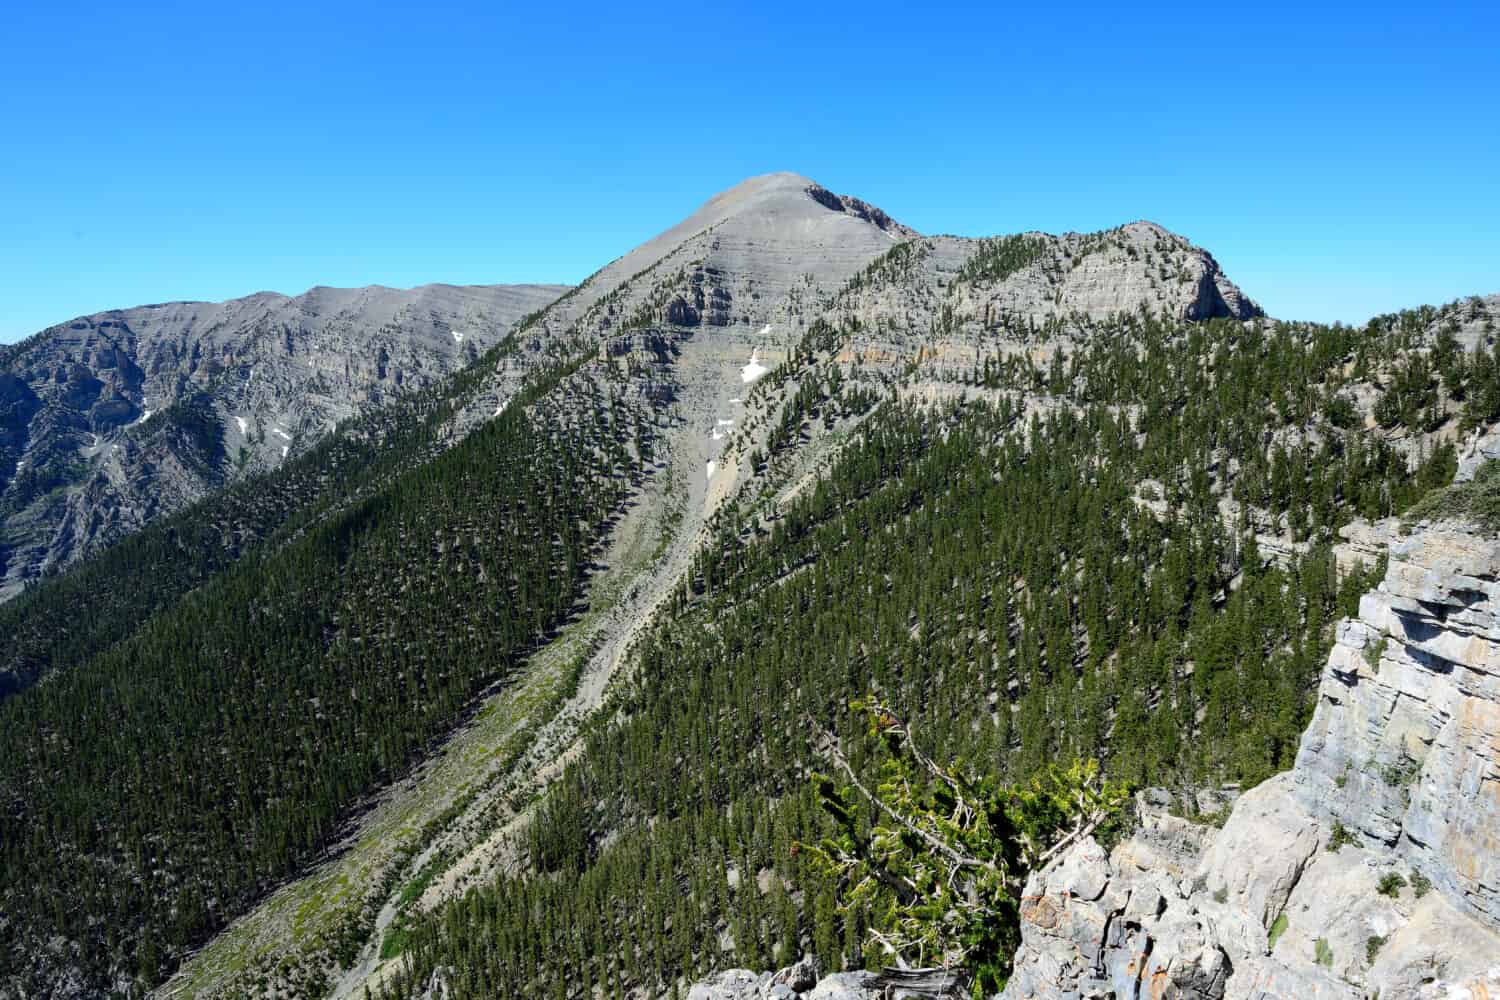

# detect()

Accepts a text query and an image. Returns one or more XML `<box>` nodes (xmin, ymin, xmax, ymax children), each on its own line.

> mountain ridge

<box><xmin>2</xmin><ymin>173</ymin><xmax>1497</xmax><ymax>1000</ymax></box>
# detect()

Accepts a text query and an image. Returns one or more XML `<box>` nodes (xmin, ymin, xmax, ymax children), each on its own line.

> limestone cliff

<box><xmin>1001</xmin><ymin>510</ymin><xmax>1500</xmax><ymax>998</ymax></box>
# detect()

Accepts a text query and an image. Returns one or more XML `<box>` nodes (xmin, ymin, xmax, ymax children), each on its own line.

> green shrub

<box><xmin>1315</xmin><ymin>937</ymin><xmax>1335</xmax><ymax>967</ymax></box>
<box><xmin>1404</xmin><ymin>459</ymin><xmax>1500</xmax><ymax>533</ymax></box>
<box><xmin>1366</xmin><ymin>935</ymin><xmax>1386</xmax><ymax>964</ymax></box>
<box><xmin>1411</xmin><ymin>871</ymin><xmax>1433</xmax><ymax>898</ymax></box>
<box><xmin>380</xmin><ymin>923</ymin><xmax>410</xmax><ymax>960</ymax></box>
<box><xmin>1377</xmin><ymin>872</ymin><xmax>1407</xmax><ymax>897</ymax></box>
<box><xmin>1327</xmin><ymin>821</ymin><xmax>1362</xmax><ymax>852</ymax></box>
<box><xmin>1268</xmin><ymin>913</ymin><xmax>1289</xmax><ymax>950</ymax></box>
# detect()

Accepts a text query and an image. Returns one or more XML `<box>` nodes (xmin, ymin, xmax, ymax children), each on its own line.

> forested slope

<box><xmin>0</xmin><ymin>350</ymin><xmax>662</xmax><ymax>996</ymax></box>
<box><xmin>0</xmin><ymin>323</ymin><xmax>600</xmax><ymax>700</ymax></box>
<box><xmin>380</xmin><ymin>302</ymin><xmax>1493</xmax><ymax>998</ymax></box>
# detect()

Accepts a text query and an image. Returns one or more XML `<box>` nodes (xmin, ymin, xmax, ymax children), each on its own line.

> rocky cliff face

<box><xmin>1001</xmin><ymin>511</ymin><xmax>1500</xmax><ymax>999</ymax></box>
<box><xmin>685</xmin><ymin>956</ymin><xmax>962</xmax><ymax>1000</ymax></box>
<box><xmin>0</xmin><ymin>282</ymin><xmax>564</xmax><ymax>600</ymax></box>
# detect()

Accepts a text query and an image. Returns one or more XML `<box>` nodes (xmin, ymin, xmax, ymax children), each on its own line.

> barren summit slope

<box><xmin>442</xmin><ymin>173</ymin><xmax>924</xmax><ymax>437</ymax></box>
<box><xmin>607</xmin><ymin>171</ymin><xmax>914</xmax><ymax>286</ymax></box>
<box><xmin>510</xmin><ymin>173</ymin><xmax>916</xmax><ymax>337</ymax></box>
<box><xmin>0</xmin><ymin>281</ymin><xmax>565</xmax><ymax>599</ymax></box>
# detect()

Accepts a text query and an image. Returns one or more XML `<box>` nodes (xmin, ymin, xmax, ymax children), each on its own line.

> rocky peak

<box><xmin>1109</xmin><ymin>220</ymin><xmax>1262</xmax><ymax>320</ymax></box>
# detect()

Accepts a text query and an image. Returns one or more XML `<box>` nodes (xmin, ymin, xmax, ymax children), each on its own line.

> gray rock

<box><xmin>1333</xmin><ymin>516</ymin><xmax>1401</xmax><ymax>576</ymax></box>
<box><xmin>1293</xmin><ymin>526</ymin><xmax>1500</xmax><ymax>927</ymax></box>
<box><xmin>772</xmin><ymin>955</ymin><xmax>822</xmax><ymax>992</ymax></box>
<box><xmin>1044</xmin><ymin>836</ymin><xmax>1112</xmax><ymax>902</ymax></box>
<box><xmin>687</xmin><ymin>968</ymin><xmax>770</xmax><ymax>999</ymax></box>
<box><xmin>803</xmin><ymin>972</ymin><xmax>882</xmax><ymax>999</ymax></box>
<box><xmin>1197</xmin><ymin>774</ymin><xmax>1321</xmax><ymax>931</ymax></box>
<box><xmin>683</xmin><ymin>959</ymin><xmax>963</xmax><ymax>1000</ymax></box>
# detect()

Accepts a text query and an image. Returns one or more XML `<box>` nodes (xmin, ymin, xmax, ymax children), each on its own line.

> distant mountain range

<box><xmin>0</xmin><ymin>282</ymin><xmax>565</xmax><ymax>599</ymax></box>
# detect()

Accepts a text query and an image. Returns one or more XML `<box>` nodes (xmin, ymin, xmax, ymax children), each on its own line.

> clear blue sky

<box><xmin>3</xmin><ymin>1</ymin><xmax>1496</xmax><ymax>342</ymax></box>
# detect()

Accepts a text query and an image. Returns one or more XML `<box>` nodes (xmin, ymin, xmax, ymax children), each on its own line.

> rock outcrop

<box><xmin>805</xmin><ymin>184</ymin><xmax>920</xmax><ymax>240</ymax></box>
<box><xmin>687</xmin><ymin>956</ymin><xmax>965</xmax><ymax>1000</ymax></box>
<box><xmin>1002</xmin><ymin>517</ymin><xmax>1500</xmax><ymax>999</ymax></box>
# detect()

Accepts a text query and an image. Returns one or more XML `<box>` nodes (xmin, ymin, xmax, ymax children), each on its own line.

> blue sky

<box><xmin>2</xmin><ymin>1</ymin><xmax>1496</xmax><ymax>342</ymax></box>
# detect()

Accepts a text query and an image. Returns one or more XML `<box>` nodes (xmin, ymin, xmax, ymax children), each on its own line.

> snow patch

<box><xmin>728</xmin><ymin>398</ymin><xmax>742</xmax><ymax>404</ymax></box>
<box><xmin>272</xmin><ymin>427</ymin><xmax>293</xmax><ymax>440</ymax></box>
<box><xmin>452</xmin><ymin>330</ymin><xmax>464</xmax><ymax>343</ymax></box>
<box><xmin>281</xmin><ymin>445</ymin><xmax>289</xmax><ymax>458</ymax></box>
<box><xmin>740</xmin><ymin>350</ymin><xmax>769</xmax><ymax>384</ymax></box>
<box><xmin>759</xmin><ymin>324</ymin><xmax>773</xmax><ymax>336</ymax></box>
<box><xmin>706</xmin><ymin>461</ymin><xmax>717</xmax><ymax>481</ymax></box>
<box><xmin>235</xmin><ymin>416</ymin><xmax>249</xmax><ymax>436</ymax></box>
<box><xmin>716</xmin><ymin>418</ymin><xmax>735</xmax><ymax>427</ymax></box>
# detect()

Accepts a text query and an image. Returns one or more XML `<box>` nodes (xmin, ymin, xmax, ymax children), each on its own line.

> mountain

<box><xmin>0</xmin><ymin>281</ymin><xmax>566</xmax><ymax>600</ymax></box>
<box><xmin>0</xmin><ymin>173</ymin><xmax>1496</xmax><ymax>1000</ymax></box>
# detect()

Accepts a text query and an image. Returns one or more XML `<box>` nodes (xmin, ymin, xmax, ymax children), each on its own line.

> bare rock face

<box><xmin>1001</xmin><ymin>519</ymin><xmax>1500</xmax><ymax>1000</ymax></box>
<box><xmin>805</xmin><ymin>183</ymin><xmax>919</xmax><ymax>240</ymax></box>
<box><xmin>970</xmin><ymin>221</ymin><xmax>1261</xmax><ymax>323</ymax></box>
<box><xmin>0</xmin><ymin>282</ymin><xmax>565</xmax><ymax>600</ymax></box>
<box><xmin>685</xmin><ymin>956</ymin><xmax>964</xmax><ymax>1000</ymax></box>
<box><xmin>1334</xmin><ymin>517</ymin><xmax>1401</xmax><ymax>575</ymax></box>
<box><xmin>1294</xmin><ymin>525</ymin><xmax>1500</xmax><ymax>927</ymax></box>
<box><xmin>820</xmin><ymin>223</ymin><xmax>1262</xmax><ymax>389</ymax></box>
<box><xmin>685</xmin><ymin>957</ymin><xmax>883</xmax><ymax>1000</ymax></box>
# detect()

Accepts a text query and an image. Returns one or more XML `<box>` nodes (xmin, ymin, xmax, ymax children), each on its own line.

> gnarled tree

<box><xmin>804</xmin><ymin>698</ymin><xmax>1129</xmax><ymax>995</ymax></box>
